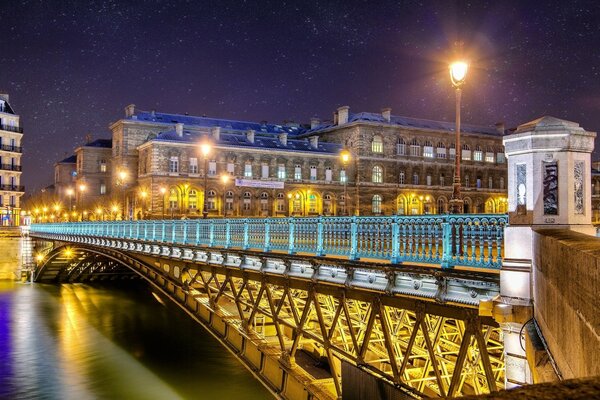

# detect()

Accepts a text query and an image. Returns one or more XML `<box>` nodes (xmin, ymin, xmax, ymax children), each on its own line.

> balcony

<box><xmin>0</xmin><ymin>144</ymin><xmax>22</xmax><ymax>153</ymax></box>
<box><xmin>0</xmin><ymin>124</ymin><xmax>23</xmax><ymax>134</ymax></box>
<box><xmin>0</xmin><ymin>185</ymin><xmax>24</xmax><ymax>192</ymax></box>
<box><xmin>0</xmin><ymin>164</ymin><xmax>22</xmax><ymax>172</ymax></box>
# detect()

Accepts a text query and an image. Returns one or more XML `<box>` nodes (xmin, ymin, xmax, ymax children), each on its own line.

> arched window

<box><xmin>413</xmin><ymin>172</ymin><xmax>419</xmax><ymax>185</ymax></box>
<box><xmin>243</xmin><ymin>191</ymin><xmax>252</xmax><ymax>211</ymax></box>
<box><xmin>437</xmin><ymin>198</ymin><xmax>447</xmax><ymax>213</ymax></box>
<box><xmin>372</xmin><ymin>165</ymin><xmax>383</xmax><ymax>183</ymax></box>
<box><xmin>260</xmin><ymin>192</ymin><xmax>269</xmax><ymax>212</ymax></box>
<box><xmin>169</xmin><ymin>189</ymin><xmax>178</xmax><ymax>210</ymax></box>
<box><xmin>436</xmin><ymin>142</ymin><xmax>446</xmax><ymax>159</ymax></box>
<box><xmin>324</xmin><ymin>194</ymin><xmax>333</xmax><ymax>215</ymax></box>
<box><xmin>308</xmin><ymin>194</ymin><xmax>317</xmax><ymax>214</ymax></box>
<box><xmin>474</xmin><ymin>145</ymin><xmax>483</xmax><ymax>161</ymax></box>
<box><xmin>225</xmin><ymin>191</ymin><xmax>234</xmax><ymax>212</ymax></box>
<box><xmin>207</xmin><ymin>190</ymin><xmax>217</xmax><ymax>210</ymax></box>
<box><xmin>423</xmin><ymin>141</ymin><xmax>434</xmax><ymax>158</ymax></box>
<box><xmin>397</xmin><ymin>138</ymin><xmax>406</xmax><ymax>155</ymax></box>
<box><xmin>449</xmin><ymin>143</ymin><xmax>456</xmax><ymax>159</ymax></box>
<box><xmin>399</xmin><ymin>171</ymin><xmax>405</xmax><ymax>185</ymax></box>
<box><xmin>371</xmin><ymin>135</ymin><xmax>383</xmax><ymax>153</ymax></box>
<box><xmin>410</xmin><ymin>138</ymin><xmax>420</xmax><ymax>156</ymax></box>
<box><xmin>189</xmin><ymin>189</ymin><xmax>198</xmax><ymax>209</ymax></box>
<box><xmin>372</xmin><ymin>195</ymin><xmax>382</xmax><ymax>214</ymax></box>
<box><xmin>462</xmin><ymin>144</ymin><xmax>471</xmax><ymax>160</ymax></box>
<box><xmin>276</xmin><ymin>193</ymin><xmax>285</xmax><ymax>212</ymax></box>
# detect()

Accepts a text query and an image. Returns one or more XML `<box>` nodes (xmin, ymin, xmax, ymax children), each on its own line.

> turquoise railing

<box><xmin>30</xmin><ymin>214</ymin><xmax>508</xmax><ymax>269</ymax></box>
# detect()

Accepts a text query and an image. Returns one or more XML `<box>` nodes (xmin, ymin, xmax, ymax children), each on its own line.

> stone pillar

<box><xmin>494</xmin><ymin>116</ymin><xmax>597</xmax><ymax>388</ymax></box>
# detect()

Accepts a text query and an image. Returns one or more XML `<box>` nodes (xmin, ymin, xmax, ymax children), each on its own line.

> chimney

<box><xmin>495</xmin><ymin>122</ymin><xmax>505</xmax><ymax>135</ymax></box>
<box><xmin>150</xmin><ymin>109</ymin><xmax>156</xmax><ymax>117</ymax></box>
<box><xmin>246</xmin><ymin>129</ymin><xmax>255</xmax><ymax>143</ymax></box>
<box><xmin>337</xmin><ymin>106</ymin><xmax>350</xmax><ymax>125</ymax></box>
<box><xmin>175</xmin><ymin>123</ymin><xmax>184</xmax><ymax>137</ymax></box>
<box><xmin>125</xmin><ymin>104</ymin><xmax>135</xmax><ymax>117</ymax></box>
<box><xmin>279</xmin><ymin>132</ymin><xmax>288</xmax><ymax>146</ymax></box>
<box><xmin>310</xmin><ymin>117</ymin><xmax>320</xmax><ymax>130</ymax></box>
<box><xmin>0</xmin><ymin>93</ymin><xmax>8</xmax><ymax>102</ymax></box>
<box><xmin>333</xmin><ymin>112</ymin><xmax>338</xmax><ymax>125</ymax></box>
<box><xmin>382</xmin><ymin>107</ymin><xmax>392</xmax><ymax>123</ymax></box>
<box><xmin>309</xmin><ymin>136</ymin><xmax>319</xmax><ymax>149</ymax></box>
<box><xmin>211</xmin><ymin>126</ymin><xmax>221</xmax><ymax>141</ymax></box>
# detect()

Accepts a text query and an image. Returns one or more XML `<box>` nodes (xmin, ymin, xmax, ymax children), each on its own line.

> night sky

<box><xmin>2</xmin><ymin>0</ymin><xmax>600</xmax><ymax>191</ymax></box>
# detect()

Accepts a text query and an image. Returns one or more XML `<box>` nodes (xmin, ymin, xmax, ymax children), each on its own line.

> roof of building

<box><xmin>129</xmin><ymin>110</ymin><xmax>306</xmax><ymax>136</ymax></box>
<box><xmin>308</xmin><ymin>112</ymin><xmax>501</xmax><ymax>136</ymax></box>
<box><xmin>0</xmin><ymin>94</ymin><xmax>15</xmax><ymax>115</ymax></box>
<box><xmin>152</xmin><ymin>129</ymin><xmax>342</xmax><ymax>154</ymax></box>
<box><xmin>84</xmin><ymin>138</ymin><xmax>112</xmax><ymax>148</ymax></box>
<box><xmin>58</xmin><ymin>155</ymin><xmax>76</xmax><ymax>164</ymax></box>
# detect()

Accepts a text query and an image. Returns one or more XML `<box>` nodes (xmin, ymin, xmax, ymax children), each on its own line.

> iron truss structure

<box><xmin>32</xmin><ymin>232</ymin><xmax>504</xmax><ymax>399</ymax></box>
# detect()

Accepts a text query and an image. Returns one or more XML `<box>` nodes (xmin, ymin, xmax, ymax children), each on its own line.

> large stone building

<box><xmin>56</xmin><ymin>104</ymin><xmax>508</xmax><ymax>219</ymax></box>
<box><xmin>0</xmin><ymin>93</ymin><xmax>24</xmax><ymax>225</ymax></box>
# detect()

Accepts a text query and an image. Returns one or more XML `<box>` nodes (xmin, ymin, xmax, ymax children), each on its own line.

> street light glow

<box><xmin>199</xmin><ymin>140</ymin><xmax>212</xmax><ymax>157</ymax></box>
<box><xmin>449</xmin><ymin>61</ymin><xmax>468</xmax><ymax>87</ymax></box>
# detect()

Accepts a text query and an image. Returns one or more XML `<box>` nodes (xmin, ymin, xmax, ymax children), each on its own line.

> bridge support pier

<box><xmin>498</xmin><ymin>116</ymin><xmax>597</xmax><ymax>387</ymax></box>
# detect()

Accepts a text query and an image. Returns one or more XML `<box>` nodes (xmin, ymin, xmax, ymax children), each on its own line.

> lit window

<box><xmin>436</xmin><ymin>143</ymin><xmax>446</xmax><ymax>159</ymax></box>
<box><xmin>371</xmin><ymin>135</ymin><xmax>383</xmax><ymax>153</ymax></box>
<box><xmin>399</xmin><ymin>171</ymin><xmax>405</xmax><ymax>185</ymax></box>
<box><xmin>372</xmin><ymin>195</ymin><xmax>382</xmax><ymax>214</ymax></box>
<box><xmin>372</xmin><ymin>166</ymin><xmax>383</xmax><ymax>183</ymax></box>
<box><xmin>397</xmin><ymin>138</ymin><xmax>406</xmax><ymax>155</ymax></box>
<box><xmin>462</xmin><ymin>144</ymin><xmax>471</xmax><ymax>161</ymax></box>
<box><xmin>244</xmin><ymin>163</ymin><xmax>252</xmax><ymax>178</ymax></box>
<box><xmin>100</xmin><ymin>183</ymin><xmax>106</xmax><ymax>195</ymax></box>
<box><xmin>169</xmin><ymin>157</ymin><xmax>179</xmax><ymax>173</ymax></box>
<box><xmin>497</xmin><ymin>153</ymin><xmax>506</xmax><ymax>163</ymax></box>
<box><xmin>294</xmin><ymin>165</ymin><xmax>302</xmax><ymax>180</ymax></box>
<box><xmin>474</xmin><ymin>146</ymin><xmax>483</xmax><ymax>161</ymax></box>
<box><xmin>310</xmin><ymin>166</ymin><xmax>317</xmax><ymax>180</ymax></box>
<box><xmin>189</xmin><ymin>158</ymin><xmax>198</xmax><ymax>174</ymax></box>
<box><xmin>277</xmin><ymin>164</ymin><xmax>286</xmax><ymax>180</ymax></box>
<box><xmin>423</xmin><ymin>141</ymin><xmax>434</xmax><ymax>158</ymax></box>
<box><xmin>449</xmin><ymin>144</ymin><xmax>456</xmax><ymax>159</ymax></box>
<box><xmin>410</xmin><ymin>138</ymin><xmax>420</xmax><ymax>156</ymax></box>
<box><xmin>208</xmin><ymin>161</ymin><xmax>217</xmax><ymax>175</ymax></box>
<box><xmin>325</xmin><ymin>167</ymin><xmax>332</xmax><ymax>182</ymax></box>
<box><xmin>189</xmin><ymin>190</ymin><xmax>198</xmax><ymax>209</ymax></box>
<box><xmin>227</xmin><ymin>162</ymin><xmax>235</xmax><ymax>175</ymax></box>
<box><xmin>340</xmin><ymin>169</ymin><xmax>347</xmax><ymax>183</ymax></box>
<box><xmin>99</xmin><ymin>159</ymin><xmax>107</xmax><ymax>172</ymax></box>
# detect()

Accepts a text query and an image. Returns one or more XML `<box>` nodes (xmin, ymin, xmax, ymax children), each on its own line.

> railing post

<box><xmin>264</xmin><ymin>218</ymin><xmax>271</xmax><ymax>252</ymax></box>
<box><xmin>390</xmin><ymin>215</ymin><xmax>400</xmax><ymax>264</ymax></box>
<box><xmin>171</xmin><ymin>221</ymin><xmax>176</xmax><ymax>243</ymax></box>
<box><xmin>161</xmin><ymin>221</ymin><xmax>166</xmax><ymax>242</ymax></box>
<box><xmin>225</xmin><ymin>220</ymin><xmax>231</xmax><ymax>249</ymax></box>
<box><xmin>152</xmin><ymin>221</ymin><xmax>156</xmax><ymax>241</ymax></box>
<box><xmin>196</xmin><ymin>221</ymin><xmax>201</xmax><ymax>245</ymax></box>
<box><xmin>441</xmin><ymin>218</ymin><xmax>453</xmax><ymax>268</ymax></box>
<box><xmin>243</xmin><ymin>219</ymin><xmax>250</xmax><ymax>250</ymax></box>
<box><xmin>349</xmin><ymin>216</ymin><xmax>358</xmax><ymax>260</ymax></box>
<box><xmin>288</xmin><ymin>217</ymin><xmax>296</xmax><ymax>255</ymax></box>
<box><xmin>316</xmin><ymin>216</ymin><xmax>324</xmax><ymax>256</ymax></box>
<box><xmin>209</xmin><ymin>221</ymin><xmax>215</xmax><ymax>247</ymax></box>
<box><xmin>183</xmin><ymin>221</ymin><xmax>188</xmax><ymax>244</ymax></box>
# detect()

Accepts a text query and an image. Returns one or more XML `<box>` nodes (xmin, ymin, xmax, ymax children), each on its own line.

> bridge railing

<box><xmin>30</xmin><ymin>214</ymin><xmax>508</xmax><ymax>269</ymax></box>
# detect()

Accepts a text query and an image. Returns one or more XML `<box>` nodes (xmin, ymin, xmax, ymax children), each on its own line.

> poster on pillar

<box><xmin>574</xmin><ymin>161</ymin><xmax>584</xmax><ymax>214</ymax></box>
<box><xmin>543</xmin><ymin>161</ymin><xmax>558</xmax><ymax>215</ymax></box>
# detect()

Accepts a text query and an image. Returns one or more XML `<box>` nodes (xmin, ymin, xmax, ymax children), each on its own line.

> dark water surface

<box><xmin>0</xmin><ymin>280</ymin><xmax>271</xmax><ymax>399</ymax></box>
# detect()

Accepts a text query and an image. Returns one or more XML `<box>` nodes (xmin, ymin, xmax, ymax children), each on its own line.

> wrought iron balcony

<box><xmin>0</xmin><ymin>144</ymin><xmax>22</xmax><ymax>153</ymax></box>
<box><xmin>0</xmin><ymin>124</ymin><xmax>23</xmax><ymax>133</ymax></box>
<box><xmin>30</xmin><ymin>214</ymin><xmax>508</xmax><ymax>269</ymax></box>
<box><xmin>0</xmin><ymin>164</ymin><xmax>21</xmax><ymax>172</ymax></box>
<box><xmin>0</xmin><ymin>184</ymin><xmax>24</xmax><ymax>192</ymax></box>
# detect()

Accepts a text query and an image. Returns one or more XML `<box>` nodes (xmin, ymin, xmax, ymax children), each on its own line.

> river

<box><xmin>0</xmin><ymin>236</ymin><xmax>271</xmax><ymax>399</ymax></box>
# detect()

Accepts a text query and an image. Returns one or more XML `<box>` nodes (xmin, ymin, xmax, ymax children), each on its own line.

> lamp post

<box><xmin>221</xmin><ymin>174</ymin><xmax>230</xmax><ymax>218</ymax></box>
<box><xmin>199</xmin><ymin>140</ymin><xmax>212</xmax><ymax>219</ymax></box>
<box><xmin>340</xmin><ymin>149</ymin><xmax>351</xmax><ymax>216</ymax></box>
<box><xmin>66</xmin><ymin>188</ymin><xmax>74</xmax><ymax>214</ymax></box>
<box><xmin>78</xmin><ymin>183</ymin><xmax>87</xmax><ymax>212</ymax></box>
<box><xmin>159</xmin><ymin>186</ymin><xmax>167</xmax><ymax>219</ymax></box>
<box><xmin>118</xmin><ymin>169</ymin><xmax>128</xmax><ymax>220</ymax></box>
<box><xmin>449</xmin><ymin>60</ymin><xmax>468</xmax><ymax>214</ymax></box>
<box><xmin>138</xmin><ymin>189</ymin><xmax>147</xmax><ymax>220</ymax></box>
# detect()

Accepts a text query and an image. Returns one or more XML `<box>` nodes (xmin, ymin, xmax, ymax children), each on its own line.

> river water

<box><xmin>0</xmin><ymin>237</ymin><xmax>271</xmax><ymax>399</ymax></box>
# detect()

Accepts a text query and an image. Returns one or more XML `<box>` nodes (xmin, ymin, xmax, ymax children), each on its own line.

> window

<box><xmin>325</xmin><ymin>167</ymin><xmax>332</xmax><ymax>182</ymax></box>
<box><xmin>169</xmin><ymin>189</ymin><xmax>178</xmax><ymax>209</ymax></box>
<box><xmin>371</xmin><ymin>135</ymin><xmax>383</xmax><ymax>153</ymax></box>
<box><xmin>99</xmin><ymin>159</ymin><xmax>107</xmax><ymax>173</ymax></box>
<box><xmin>372</xmin><ymin>195</ymin><xmax>382</xmax><ymax>214</ymax></box>
<box><xmin>261</xmin><ymin>164</ymin><xmax>269</xmax><ymax>179</ymax></box>
<box><xmin>244</xmin><ymin>163</ymin><xmax>252</xmax><ymax>178</ymax></box>
<box><xmin>308</xmin><ymin>194</ymin><xmax>317</xmax><ymax>213</ymax></box>
<box><xmin>397</xmin><ymin>138</ymin><xmax>406</xmax><ymax>155</ymax></box>
<box><xmin>243</xmin><ymin>192</ymin><xmax>251</xmax><ymax>211</ymax></box>
<box><xmin>485</xmin><ymin>151</ymin><xmax>495</xmax><ymax>163</ymax></box>
<box><xmin>436</xmin><ymin>143</ymin><xmax>447</xmax><ymax>159</ymax></box>
<box><xmin>462</xmin><ymin>144</ymin><xmax>471</xmax><ymax>161</ymax></box>
<box><xmin>340</xmin><ymin>169</ymin><xmax>347</xmax><ymax>182</ymax></box>
<box><xmin>277</xmin><ymin>164</ymin><xmax>286</xmax><ymax>180</ymax></box>
<box><xmin>276</xmin><ymin>193</ymin><xmax>285</xmax><ymax>212</ymax></box>
<box><xmin>438</xmin><ymin>198</ymin><xmax>446</xmax><ymax>213</ymax></box>
<box><xmin>189</xmin><ymin>158</ymin><xmax>198</xmax><ymax>174</ymax></box>
<box><xmin>426</xmin><ymin>175</ymin><xmax>432</xmax><ymax>186</ymax></box>
<box><xmin>440</xmin><ymin>175</ymin><xmax>445</xmax><ymax>186</ymax></box>
<box><xmin>169</xmin><ymin>157</ymin><xmax>179</xmax><ymax>173</ymax></box>
<box><xmin>399</xmin><ymin>171</ymin><xmax>405</xmax><ymax>185</ymax></box>
<box><xmin>465</xmin><ymin>175</ymin><xmax>470</xmax><ymax>187</ymax></box>
<box><xmin>310</xmin><ymin>165</ymin><xmax>317</xmax><ymax>180</ymax></box>
<box><xmin>100</xmin><ymin>183</ymin><xmax>106</xmax><ymax>195</ymax></box>
<box><xmin>423</xmin><ymin>141</ymin><xmax>434</xmax><ymax>158</ymax></box>
<box><xmin>489</xmin><ymin>176</ymin><xmax>493</xmax><ymax>189</ymax></box>
<box><xmin>207</xmin><ymin>190</ymin><xmax>216</xmax><ymax>210</ymax></box>
<box><xmin>497</xmin><ymin>153</ymin><xmax>506</xmax><ymax>163</ymax></box>
<box><xmin>410</xmin><ymin>139</ymin><xmax>420</xmax><ymax>156</ymax></box>
<box><xmin>476</xmin><ymin>177</ymin><xmax>482</xmax><ymax>188</ymax></box>
<box><xmin>500</xmin><ymin>177</ymin><xmax>505</xmax><ymax>189</ymax></box>
<box><xmin>372</xmin><ymin>166</ymin><xmax>383</xmax><ymax>183</ymax></box>
<box><xmin>413</xmin><ymin>172</ymin><xmax>419</xmax><ymax>185</ymax></box>
<box><xmin>294</xmin><ymin>165</ymin><xmax>302</xmax><ymax>180</ymax></box>
<box><xmin>474</xmin><ymin>146</ymin><xmax>483</xmax><ymax>162</ymax></box>
<box><xmin>449</xmin><ymin>144</ymin><xmax>456</xmax><ymax>159</ymax></box>
<box><xmin>9</xmin><ymin>195</ymin><xmax>14</xmax><ymax>207</ymax></box>
<box><xmin>227</xmin><ymin>162</ymin><xmax>235</xmax><ymax>175</ymax></box>
<box><xmin>260</xmin><ymin>192</ymin><xmax>269</xmax><ymax>211</ymax></box>
<box><xmin>189</xmin><ymin>190</ymin><xmax>198</xmax><ymax>209</ymax></box>
<box><xmin>226</xmin><ymin>191</ymin><xmax>234</xmax><ymax>211</ymax></box>
<box><xmin>208</xmin><ymin>161</ymin><xmax>217</xmax><ymax>176</ymax></box>
<box><xmin>323</xmin><ymin>194</ymin><xmax>333</xmax><ymax>215</ymax></box>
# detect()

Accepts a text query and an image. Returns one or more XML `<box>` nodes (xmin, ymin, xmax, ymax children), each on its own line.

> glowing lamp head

<box><xmin>159</xmin><ymin>187</ymin><xmax>167</xmax><ymax>195</ymax></box>
<box><xmin>35</xmin><ymin>254</ymin><xmax>44</xmax><ymax>263</ymax></box>
<box><xmin>199</xmin><ymin>141</ymin><xmax>212</xmax><ymax>157</ymax></box>
<box><xmin>221</xmin><ymin>174</ymin><xmax>230</xmax><ymax>184</ymax></box>
<box><xmin>79</xmin><ymin>183</ymin><xmax>87</xmax><ymax>192</ymax></box>
<box><xmin>118</xmin><ymin>170</ymin><xmax>127</xmax><ymax>181</ymax></box>
<box><xmin>340</xmin><ymin>149</ymin><xmax>351</xmax><ymax>164</ymax></box>
<box><xmin>449</xmin><ymin>61</ymin><xmax>468</xmax><ymax>87</ymax></box>
<box><xmin>66</xmin><ymin>188</ymin><xmax>74</xmax><ymax>196</ymax></box>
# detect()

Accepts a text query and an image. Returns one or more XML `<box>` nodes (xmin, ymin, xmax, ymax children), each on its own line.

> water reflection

<box><xmin>0</xmin><ymin>281</ymin><xmax>270</xmax><ymax>399</ymax></box>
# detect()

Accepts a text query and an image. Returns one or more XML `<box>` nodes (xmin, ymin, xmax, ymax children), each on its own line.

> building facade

<box><xmin>0</xmin><ymin>94</ymin><xmax>24</xmax><ymax>225</ymax></box>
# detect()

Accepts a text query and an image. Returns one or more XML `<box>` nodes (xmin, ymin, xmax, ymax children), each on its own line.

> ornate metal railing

<box><xmin>30</xmin><ymin>214</ymin><xmax>508</xmax><ymax>269</ymax></box>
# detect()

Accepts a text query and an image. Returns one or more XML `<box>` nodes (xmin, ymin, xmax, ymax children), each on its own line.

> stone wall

<box><xmin>532</xmin><ymin>228</ymin><xmax>600</xmax><ymax>379</ymax></box>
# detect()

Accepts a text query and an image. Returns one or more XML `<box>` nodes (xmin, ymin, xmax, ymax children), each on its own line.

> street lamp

<box><xmin>138</xmin><ymin>189</ymin><xmax>148</xmax><ymax>220</ymax></box>
<box><xmin>449</xmin><ymin>60</ymin><xmax>468</xmax><ymax>214</ymax></box>
<box><xmin>77</xmin><ymin>183</ymin><xmax>87</xmax><ymax>211</ymax></box>
<box><xmin>221</xmin><ymin>174</ymin><xmax>230</xmax><ymax>218</ymax></box>
<box><xmin>340</xmin><ymin>149</ymin><xmax>351</xmax><ymax>216</ymax></box>
<box><xmin>159</xmin><ymin>186</ymin><xmax>167</xmax><ymax>219</ymax></box>
<box><xmin>199</xmin><ymin>140</ymin><xmax>212</xmax><ymax>219</ymax></box>
<box><xmin>66</xmin><ymin>188</ymin><xmax>74</xmax><ymax>213</ymax></box>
